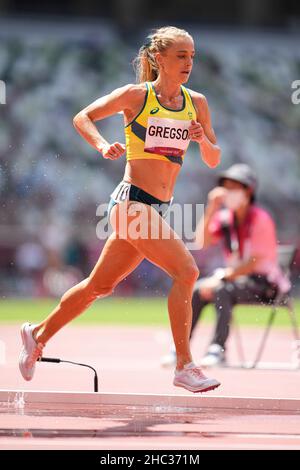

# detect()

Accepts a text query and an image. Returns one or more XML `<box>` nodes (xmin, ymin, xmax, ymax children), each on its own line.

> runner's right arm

<box><xmin>73</xmin><ymin>84</ymin><xmax>136</xmax><ymax>160</ymax></box>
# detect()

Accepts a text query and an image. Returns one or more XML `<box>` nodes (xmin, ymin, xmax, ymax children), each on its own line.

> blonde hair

<box><xmin>133</xmin><ymin>26</ymin><xmax>193</xmax><ymax>83</ymax></box>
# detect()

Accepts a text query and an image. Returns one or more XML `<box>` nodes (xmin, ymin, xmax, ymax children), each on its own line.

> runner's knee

<box><xmin>176</xmin><ymin>262</ymin><xmax>199</xmax><ymax>286</ymax></box>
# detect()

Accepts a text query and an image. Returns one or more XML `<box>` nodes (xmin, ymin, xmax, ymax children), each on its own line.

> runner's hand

<box><xmin>188</xmin><ymin>120</ymin><xmax>205</xmax><ymax>143</ymax></box>
<box><xmin>100</xmin><ymin>142</ymin><xmax>126</xmax><ymax>160</ymax></box>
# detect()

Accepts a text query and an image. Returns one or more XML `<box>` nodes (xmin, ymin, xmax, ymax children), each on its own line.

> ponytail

<box><xmin>132</xmin><ymin>26</ymin><xmax>193</xmax><ymax>84</ymax></box>
<box><xmin>132</xmin><ymin>45</ymin><xmax>159</xmax><ymax>83</ymax></box>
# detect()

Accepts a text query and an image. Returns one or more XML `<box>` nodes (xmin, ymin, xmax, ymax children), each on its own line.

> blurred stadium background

<box><xmin>0</xmin><ymin>1</ymin><xmax>300</xmax><ymax>324</ymax></box>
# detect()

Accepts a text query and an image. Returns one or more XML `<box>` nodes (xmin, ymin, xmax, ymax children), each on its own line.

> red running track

<box><xmin>0</xmin><ymin>324</ymin><xmax>299</xmax><ymax>449</ymax></box>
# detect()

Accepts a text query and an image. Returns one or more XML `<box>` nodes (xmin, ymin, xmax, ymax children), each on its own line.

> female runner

<box><xmin>19</xmin><ymin>26</ymin><xmax>221</xmax><ymax>393</ymax></box>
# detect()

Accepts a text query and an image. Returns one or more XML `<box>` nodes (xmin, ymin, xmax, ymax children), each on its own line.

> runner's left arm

<box><xmin>188</xmin><ymin>93</ymin><xmax>221</xmax><ymax>168</ymax></box>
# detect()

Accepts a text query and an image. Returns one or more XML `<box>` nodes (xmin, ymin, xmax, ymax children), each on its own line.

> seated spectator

<box><xmin>161</xmin><ymin>164</ymin><xmax>290</xmax><ymax>367</ymax></box>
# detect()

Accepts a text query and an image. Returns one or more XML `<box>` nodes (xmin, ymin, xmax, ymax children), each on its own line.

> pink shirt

<box><xmin>208</xmin><ymin>205</ymin><xmax>290</xmax><ymax>292</ymax></box>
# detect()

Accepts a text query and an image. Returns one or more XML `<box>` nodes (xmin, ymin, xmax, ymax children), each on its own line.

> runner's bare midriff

<box><xmin>123</xmin><ymin>159</ymin><xmax>180</xmax><ymax>202</ymax></box>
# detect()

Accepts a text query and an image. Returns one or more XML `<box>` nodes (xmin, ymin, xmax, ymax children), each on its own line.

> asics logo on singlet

<box><xmin>150</xmin><ymin>107</ymin><xmax>160</xmax><ymax>114</ymax></box>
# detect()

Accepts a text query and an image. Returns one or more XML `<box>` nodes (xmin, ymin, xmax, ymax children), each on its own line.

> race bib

<box><xmin>144</xmin><ymin>117</ymin><xmax>191</xmax><ymax>157</ymax></box>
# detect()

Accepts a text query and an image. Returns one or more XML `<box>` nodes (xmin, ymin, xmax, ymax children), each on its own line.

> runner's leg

<box><xmin>34</xmin><ymin>232</ymin><xmax>144</xmax><ymax>344</ymax></box>
<box><xmin>111</xmin><ymin>201</ymin><xmax>199</xmax><ymax>370</ymax></box>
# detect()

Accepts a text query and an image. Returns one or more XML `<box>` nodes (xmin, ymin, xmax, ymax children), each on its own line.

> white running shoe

<box><xmin>160</xmin><ymin>349</ymin><xmax>176</xmax><ymax>368</ymax></box>
<box><xmin>19</xmin><ymin>323</ymin><xmax>44</xmax><ymax>381</ymax></box>
<box><xmin>173</xmin><ymin>362</ymin><xmax>221</xmax><ymax>393</ymax></box>
<box><xmin>200</xmin><ymin>344</ymin><xmax>226</xmax><ymax>368</ymax></box>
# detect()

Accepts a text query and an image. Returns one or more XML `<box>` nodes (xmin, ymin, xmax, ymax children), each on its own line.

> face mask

<box><xmin>224</xmin><ymin>189</ymin><xmax>247</xmax><ymax>211</ymax></box>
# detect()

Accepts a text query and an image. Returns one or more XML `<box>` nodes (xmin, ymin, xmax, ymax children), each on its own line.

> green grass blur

<box><xmin>0</xmin><ymin>297</ymin><xmax>299</xmax><ymax>327</ymax></box>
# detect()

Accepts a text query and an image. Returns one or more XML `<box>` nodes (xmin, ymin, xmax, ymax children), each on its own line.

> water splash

<box><xmin>13</xmin><ymin>391</ymin><xmax>25</xmax><ymax>415</ymax></box>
